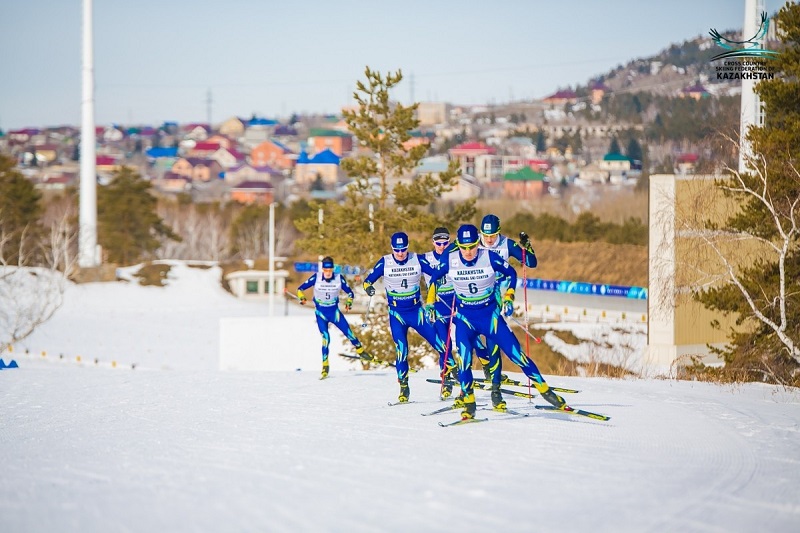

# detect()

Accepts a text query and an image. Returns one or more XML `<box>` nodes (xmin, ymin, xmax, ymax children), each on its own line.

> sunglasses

<box><xmin>392</xmin><ymin>248</ymin><xmax>408</xmax><ymax>253</ymax></box>
<box><xmin>433</xmin><ymin>240</ymin><xmax>449</xmax><ymax>247</ymax></box>
<box><xmin>457</xmin><ymin>242</ymin><xmax>479</xmax><ymax>250</ymax></box>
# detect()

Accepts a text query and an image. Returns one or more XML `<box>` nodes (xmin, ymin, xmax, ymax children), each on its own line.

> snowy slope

<box><xmin>2</xmin><ymin>263</ymin><xmax>799</xmax><ymax>532</ymax></box>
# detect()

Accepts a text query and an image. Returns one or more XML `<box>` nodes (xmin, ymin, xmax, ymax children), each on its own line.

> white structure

<box><xmin>225</xmin><ymin>270</ymin><xmax>289</xmax><ymax>300</ymax></box>
<box><xmin>739</xmin><ymin>0</ymin><xmax>766</xmax><ymax>173</ymax></box>
<box><xmin>79</xmin><ymin>0</ymin><xmax>98</xmax><ymax>267</ymax></box>
<box><xmin>646</xmin><ymin>175</ymin><xmax>677</xmax><ymax>373</ymax></box>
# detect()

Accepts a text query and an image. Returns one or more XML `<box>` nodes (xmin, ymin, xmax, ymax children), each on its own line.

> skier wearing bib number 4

<box><xmin>362</xmin><ymin>232</ymin><xmax>448</xmax><ymax>403</ymax></box>
<box><xmin>296</xmin><ymin>256</ymin><xmax>366</xmax><ymax>379</ymax></box>
<box><xmin>426</xmin><ymin>224</ymin><xmax>565</xmax><ymax>420</ymax></box>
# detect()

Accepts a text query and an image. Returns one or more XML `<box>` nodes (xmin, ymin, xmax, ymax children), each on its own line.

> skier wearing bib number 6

<box><xmin>362</xmin><ymin>232</ymin><xmax>448</xmax><ymax>403</ymax></box>
<box><xmin>425</xmin><ymin>224</ymin><xmax>565</xmax><ymax>420</ymax></box>
<box><xmin>296</xmin><ymin>256</ymin><xmax>366</xmax><ymax>379</ymax></box>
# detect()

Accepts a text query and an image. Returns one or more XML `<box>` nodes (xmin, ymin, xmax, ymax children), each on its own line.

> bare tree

<box><xmin>232</xmin><ymin>212</ymin><xmax>295</xmax><ymax>260</ymax></box>
<box><xmin>0</xmin><ymin>217</ymin><xmax>73</xmax><ymax>353</ymax></box>
<box><xmin>155</xmin><ymin>201</ymin><xmax>232</xmax><ymax>261</ymax></box>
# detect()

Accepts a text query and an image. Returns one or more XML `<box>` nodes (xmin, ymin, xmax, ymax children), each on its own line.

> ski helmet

<box><xmin>390</xmin><ymin>232</ymin><xmax>409</xmax><ymax>251</ymax></box>
<box><xmin>480</xmin><ymin>214</ymin><xmax>501</xmax><ymax>236</ymax></box>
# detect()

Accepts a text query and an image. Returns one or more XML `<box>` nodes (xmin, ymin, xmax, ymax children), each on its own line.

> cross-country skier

<box><xmin>297</xmin><ymin>256</ymin><xmax>366</xmax><ymax>379</ymax></box>
<box><xmin>426</xmin><ymin>224</ymin><xmax>565</xmax><ymax>420</ymax></box>
<box><xmin>362</xmin><ymin>232</ymin><xmax>447</xmax><ymax>403</ymax></box>
<box><xmin>422</xmin><ymin>227</ymin><xmax>459</xmax><ymax>398</ymax></box>
<box><xmin>474</xmin><ymin>213</ymin><xmax>538</xmax><ymax>405</ymax></box>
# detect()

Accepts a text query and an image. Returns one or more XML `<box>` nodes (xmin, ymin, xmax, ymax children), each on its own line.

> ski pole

<box><xmin>507</xmin><ymin>313</ymin><xmax>542</xmax><ymax>344</ymax></box>
<box><xmin>520</xmin><ymin>234</ymin><xmax>532</xmax><ymax>401</ymax></box>
<box><xmin>284</xmin><ymin>288</ymin><xmax>300</xmax><ymax>300</ymax></box>
<box><xmin>361</xmin><ymin>294</ymin><xmax>374</xmax><ymax>328</ymax></box>
<box><xmin>439</xmin><ymin>293</ymin><xmax>458</xmax><ymax>398</ymax></box>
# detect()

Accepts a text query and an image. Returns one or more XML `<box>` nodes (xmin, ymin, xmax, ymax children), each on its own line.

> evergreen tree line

<box><xmin>600</xmin><ymin>93</ymin><xmax>740</xmax><ymax>143</ymax></box>
<box><xmin>502</xmin><ymin>212</ymin><xmax>647</xmax><ymax>246</ymax></box>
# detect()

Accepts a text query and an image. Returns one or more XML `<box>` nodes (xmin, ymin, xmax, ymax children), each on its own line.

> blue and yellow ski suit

<box><xmin>297</xmin><ymin>272</ymin><xmax>362</xmax><ymax>366</ymax></box>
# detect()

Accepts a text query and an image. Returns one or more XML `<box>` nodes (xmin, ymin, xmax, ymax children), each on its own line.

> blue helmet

<box><xmin>480</xmin><ymin>214</ymin><xmax>501</xmax><ymax>236</ymax></box>
<box><xmin>390</xmin><ymin>232</ymin><xmax>409</xmax><ymax>251</ymax></box>
<box><xmin>456</xmin><ymin>224</ymin><xmax>480</xmax><ymax>247</ymax></box>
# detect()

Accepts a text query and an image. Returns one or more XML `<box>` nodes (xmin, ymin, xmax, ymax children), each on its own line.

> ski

<box><xmin>472</xmin><ymin>377</ymin><xmax>581</xmax><ymax>394</ymax></box>
<box><xmin>387</xmin><ymin>400</ymin><xmax>416</xmax><ymax>407</ymax></box>
<box><xmin>425</xmin><ymin>379</ymin><xmax>537</xmax><ymax>399</ymax></box>
<box><xmin>535</xmin><ymin>405</ymin><xmax>611</xmax><ymax>421</ymax></box>
<box><xmin>425</xmin><ymin>377</ymin><xmax>577</xmax><ymax>395</ymax></box>
<box><xmin>339</xmin><ymin>353</ymin><xmax>395</xmax><ymax>368</ymax></box>
<box><xmin>438</xmin><ymin>418</ymin><xmax>489</xmax><ymax>427</ymax></box>
<box><xmin>421</xmin><ymin>403</ymin><xmax>488</xmax><ymax>416</ymax></box>
<box><xmin>481</xmin><ymin>407</ymin><xmax>530</xmax><ymax>417</ymax></box>
<box><xmin>339</xmin><ymin>353</ymin><xmax>417</xmax><ymax>372</ymax></box>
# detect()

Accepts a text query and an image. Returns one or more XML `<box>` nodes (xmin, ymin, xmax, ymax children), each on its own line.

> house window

<box><xmin>264</xmin><ymin>281</ymin><xmax>271</xmax><ymax>294</ymax></box>
<box><xmin>246</xmin><ymin>280</ymin><xmax>259</xmax><ymax>294</ymax></box>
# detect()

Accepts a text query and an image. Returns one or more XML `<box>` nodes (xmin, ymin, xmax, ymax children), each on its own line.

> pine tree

<box><xmin>535</xmin><ymin>129</ymin><xmax>547</xmax><ymax>152</ymax></box>
<box><xmin>294</xmin><ymin>67</ymin><xmax>473</xmax><ymax>268</ymax></box>
<box><xmin>626</xmin><ymin>137</ymin><xmax>643</xmax><ymax>161</ymax></box>
<box><xmin>608</xmin><ymin>136</ymin><xmax>621</xmax><ymax>154</ymax></box>
<box><xmin>97</xmin><ymin>166</ymin><xmax>179</xmax><ymax>264</ymax></box>
<box><xmin>292</xmin><ymin>67</ymin><xmax>475</xmax><ymax>368</ymax></box>
<box><xmin>0</xmin><ymin>154</ymin><xmax>43</xmax><ymax>264</ymax></box>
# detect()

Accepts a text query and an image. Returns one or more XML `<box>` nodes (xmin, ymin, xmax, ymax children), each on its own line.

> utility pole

<box><xmin>739</xmin><ymin>0</ymin><xmax>766</xmax><ymax>173</ymax></box>
<box><xmin>269</xmin><ymin>202</ymin><xmax>276</xmax><ymax>317</ymax></box>
<box><xmin>79</xmin><ymin>0</ymin><xmax>98</xmax><ymax>268</ymax></box>
<box><xmin>206</xmin><ymin>88</ymin><xmax>213</xmax><ymax>128</ymax></box>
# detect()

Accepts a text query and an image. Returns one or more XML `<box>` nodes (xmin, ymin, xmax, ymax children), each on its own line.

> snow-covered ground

<box><xmin>2</xmin><ymin>262</ymin><xmax>799</xmax><ymax>532</ymax></box>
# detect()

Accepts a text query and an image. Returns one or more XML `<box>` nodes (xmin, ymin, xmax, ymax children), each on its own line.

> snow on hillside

<box><xmin>2</xmin><ymin>262</ymin><xmax>799</xmax><ymax>532</ymax></box>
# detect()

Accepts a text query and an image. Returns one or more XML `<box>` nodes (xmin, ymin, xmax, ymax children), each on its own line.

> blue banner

<box><xmin>294</xmin><ymin>262</ymin><xmax>364</xmax><ymax>276</ymax></box>
<box><xmin>520</xmin><ymin>278</ymin><xmax>647</xmax><ymax>299</ymax></box>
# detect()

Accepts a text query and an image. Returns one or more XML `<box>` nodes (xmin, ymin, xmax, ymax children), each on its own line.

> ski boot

<box><xmin>357</xmin><ymin>346</ymin><xmax>380</xmax><ymax>365</ymax></box>
<box><xmin>461</xmin><ymin>393</ymin><xmax>477</xmax><ymax>420</ymax></box>
<box><xmin>398</xmin><ymin>379</ymin><xmax>410</xmax><ymax>403</ymax></box>
<box><xmin>536</xmin><ymin>383</ymin><xmax>566</xmax><ymax>408</ymax></box>
<box><xmin>440</xmin><ymin>382</ymin><xmax>453</xmax><ymax>399</ymax></box>
<box><xmin>440</xmin><ymin>366</ymin><xmax>457</xmax><ymax>399</ymax></box>
<box><xmin>491</xmin><ymin>383</ymin><xmax>507</xmax><ymax>411</ymax></box>
<box><xmin>452</xmin><ymin>393</ymin><xmax>466</xmax><ymax>408</ymax></box>
<box><xmin>320</xmin><ymin>363</ymin><xmax>329</xmax><ymax>379</ymax></box>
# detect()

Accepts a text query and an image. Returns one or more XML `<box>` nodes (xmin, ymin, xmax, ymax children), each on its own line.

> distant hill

<box><xmin>574</xmin><ymin>26</ymin><xmax>778</xmax><ymax>98</ymax></box>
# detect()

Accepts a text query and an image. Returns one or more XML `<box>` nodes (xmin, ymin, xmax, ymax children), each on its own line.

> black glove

<box><xmin>519</xmin><ymin>232</ymin><xmax>530</xmax><ymax>249</ymax></box>
<box><xmin>364</xmin><ymin>284</ymin><xmax>376</xmax><ymax>297</ymax></box>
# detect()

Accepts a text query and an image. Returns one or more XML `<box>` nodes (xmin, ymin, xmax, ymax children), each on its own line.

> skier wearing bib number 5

<box><xmin>426</xmin><ymin>224</ymin><xmax>566</xmax><ymax>420</ymax></box>
<box><xmin>362</xmin><ymin>232</ymin><xmax>448</xmax><ymax>403</ymax></box>
<box><xmin>296</xmin><ymin>256</ymin><xmax>366</xmax><ymax>379</ymax></box>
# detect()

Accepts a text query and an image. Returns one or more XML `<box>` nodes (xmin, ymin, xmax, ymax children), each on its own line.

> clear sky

<box><xmin>0</xmin><ymin>0</ymin><xmax>785</xmax><ymax>130</ymax></box>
